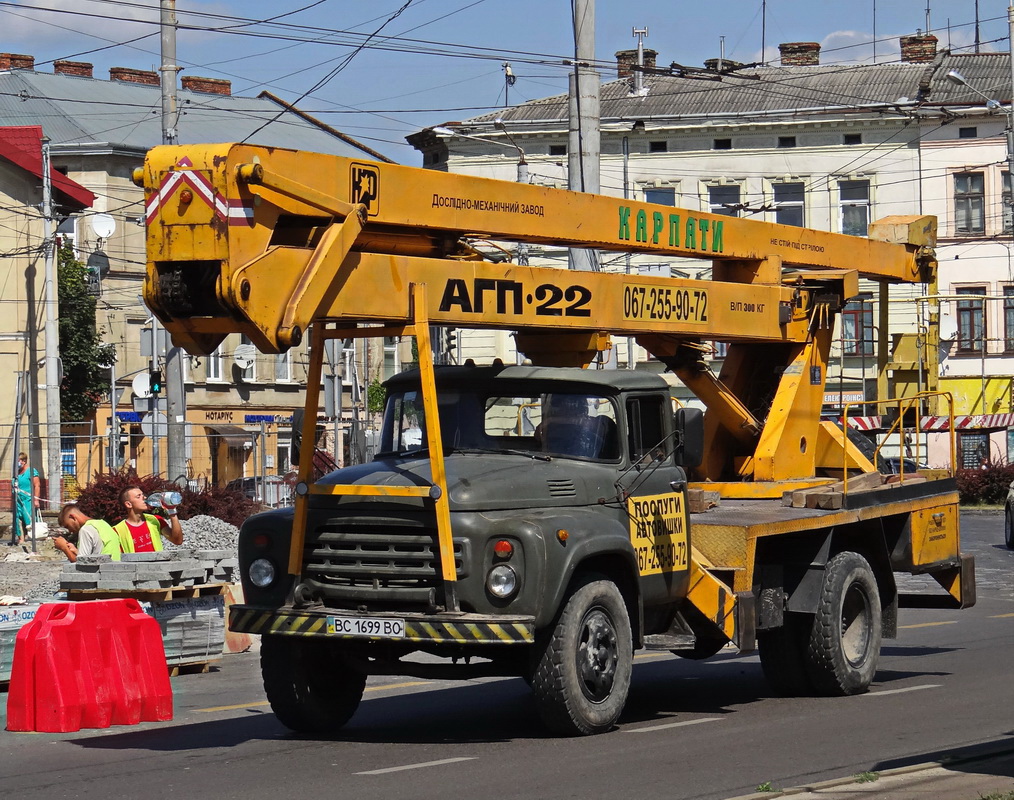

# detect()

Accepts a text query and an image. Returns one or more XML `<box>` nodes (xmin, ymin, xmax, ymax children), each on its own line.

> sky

<box><xmin>2</xmin><ymin>0</ymin><xmax>1009</xmax><ymax>162</ymax></box>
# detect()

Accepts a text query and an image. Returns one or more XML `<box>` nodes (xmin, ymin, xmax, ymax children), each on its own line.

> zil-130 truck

<box><xmin>136</xmin><ymin>143</ymin><xmax>973</xmax><ymax>735</ymax></box>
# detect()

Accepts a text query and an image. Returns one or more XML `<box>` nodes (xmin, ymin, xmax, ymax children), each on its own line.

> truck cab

<box><xmin>236</xmin><ymin>363</ymin><xmax>705</xmax><ymax>735</ymax></box>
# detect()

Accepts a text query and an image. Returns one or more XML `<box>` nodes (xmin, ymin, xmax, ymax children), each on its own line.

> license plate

<box><xmin>326</xmin><ymin>615</ymin><xmax>405</xmax><ymax>640</ymax></box>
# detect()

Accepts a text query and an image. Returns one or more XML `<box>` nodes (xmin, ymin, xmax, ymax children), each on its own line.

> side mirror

<box><xmin>290</xmin><ymin>408</ymin><xmax>304</xmax><ymax>467</ymax></box>
<box><xmin>675</xmin><ymin>407</ymin><xmax>704</xmax><ymax>467</ymax></box>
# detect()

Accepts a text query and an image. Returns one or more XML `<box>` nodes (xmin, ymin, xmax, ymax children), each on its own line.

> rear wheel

<box><xmin>805</xmin><ymin>551</ymin><xmax>882</xmax><ymax>695</ymax></box>
<box><xmin>1005</xmin><ymin>506</ymin><xmax>1014</xmax><ymax>549</ymax></box>
<box><xmin>531</xmin><ymin>578</ymin><xmax>632</xmax><ymax>736</ymax></box>
<box><xmin>261</xmin><ymin>635</ymin><xmax>366</xmax><ymax>734</ymax></box>
<box><xmin>757</xmin><ymin>613</ymin><xmax>814</xmax><ymax>696</ymax></box>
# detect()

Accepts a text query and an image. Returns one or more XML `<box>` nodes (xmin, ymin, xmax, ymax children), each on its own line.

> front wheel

<box><xmin>530</xmin><ymin>578</ymin><xmax>632</xmax><ymax>736</ymax></box>
<box><xmin>261</xmin><ymin>635</ymin><xmax>366</xmax><ymax>734</ymax></box>
<box><xmin>1005</xmin><ymin>506</ymin><xmax>1014</xmax><ymax>549</ymax></box>
<box><xmin>805</xmin><ymin>551</ymin><xmax>882</xmax><ymax>696</ymax></box>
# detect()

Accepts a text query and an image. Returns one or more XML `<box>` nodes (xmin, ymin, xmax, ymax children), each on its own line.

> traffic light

<box><xmin>149</xmin><ymin>369</ymin><xmax>163</xmax><ymax>394</ymax></box>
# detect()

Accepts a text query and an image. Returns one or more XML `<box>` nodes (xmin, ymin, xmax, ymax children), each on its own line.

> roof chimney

<box><xmin>900</xmin><ymin>33</ymin><xmax>938</xmax><ymax>63</ymax></box>
<box><xmin>0</xmin><ymin>53</ymin><xmax>35</xmax><ymax>71</ymax></box>
<box><xmin>615</xmin><ymin>48</ymin><xmax>657</xmax><ymax>78</ymax></box>
<box><xmin>54</xmin><ymin>60</ymin><xmax>93</xmax><ymax>78</ymax></box>
<box><xmin>778</xmin><ymin>42</ymin><xmax>820</xmax><ymax>66</ymax></box>
<box><xmin>181</xmin><ymin>76</ymin><xmax>232</xmax><ymax>96</ymax></box>
<box><xmin>109</xmin><ymin>67</ymin><xmax>159</xmax><ymax>86</ymax></box>
<box><xmin>704</xmin><ymin>57</ymin><xmax>744</xmax><ymax>72</ymax></box>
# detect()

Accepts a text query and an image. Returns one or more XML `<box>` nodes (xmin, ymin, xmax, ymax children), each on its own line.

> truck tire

<box><xmin>531</xmin><ymin>578</ymin><xmax>632</xmax><ymax>736</ymax></box>
<box><xmin>261</xmin><ymin>635</ymin><xmax>366</xmax><ymax>734</ymax></box>
<box><xmin>805</xmin><ymin>551</ymin><xmax>882</xmax><ymax>695</ymax></box>
<box><xmin>1005</xmin><ymin>506</ymin><xmax>1014</xmax><ymax>550</ymax></box>
<box><xmin>757</xmin><ymin>613</ymin><xmax>814</xmax><ymax>696</ymax></box>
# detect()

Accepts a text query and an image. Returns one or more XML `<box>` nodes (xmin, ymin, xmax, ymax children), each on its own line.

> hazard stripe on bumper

<box><xmin>229</xmin><ymin>605</ymin><xmax>534</xmax><ymax>644</ymax></box>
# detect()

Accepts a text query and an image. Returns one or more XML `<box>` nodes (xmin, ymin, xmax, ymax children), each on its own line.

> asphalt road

<box><xmin>1</xmin><ymin>511</ymin><xmax>1011</xmax><ymax>800</ymax></box>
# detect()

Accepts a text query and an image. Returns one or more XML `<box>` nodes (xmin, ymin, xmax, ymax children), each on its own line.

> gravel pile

<box><xmin>166</xmin><ymin>515</ymin><xmax>240</xmax><ymax>558</ymax></box>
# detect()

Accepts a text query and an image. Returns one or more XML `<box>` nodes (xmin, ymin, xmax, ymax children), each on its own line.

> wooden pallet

<box><xmin>168</xmin><ymin>659</ymin><xmax>221</xmax><ymax>677</ymax></box>
<box><xmin>67</xmin><ymin>583</ymin><xmax>229</xmax><ymax>603</ymax></box>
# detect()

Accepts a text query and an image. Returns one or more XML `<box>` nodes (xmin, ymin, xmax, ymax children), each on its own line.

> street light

<box><xmin>430</xmin><ymin>125</ymin><xmax>527</xmax><ymax>184</ymax></box>
<box><xmin>431</xmin><ymin>124</ymin><xmax>530</xmax><ymax>266</ymax></box>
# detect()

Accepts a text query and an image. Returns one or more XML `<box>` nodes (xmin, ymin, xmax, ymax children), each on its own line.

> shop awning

<box><xmin>204</xmin><ymin>424</ymin><xmax>254</xmax><ymax>448</ymax></box>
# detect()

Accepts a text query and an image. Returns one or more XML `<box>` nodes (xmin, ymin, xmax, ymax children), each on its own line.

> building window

<box><xmin>649</xmin><ymin>140</ymin><xmax>668</xmax><ymax>153</ymax></box>
<box><xmin>713</xmin><ymin>138</ymin><xmax>732</xmax><ymax>150</ymax></box>
<box><xmin>206</xmin><ymin>346</ymin><xmax>222</xmax><ymax>381</ymax></box>
<box><xmin>773</xmin><ymin>182</ymin><xmax>805</xmax><ymax>227</ymax></box>
<box><xmin>958</xmin><ymin>126</ymin><xmax>978</xmax><ymax>139</ymax></box>
<box><xmin>843</xmin><ymin>133</ymin><xmax>862</xmax><ymax>145</ymax></box>
<box><xmin>712</xmin><ymin>341</ymin><xmax>729</xmax><ymax>358</ymax></box>
<box><xmin>1005</xmin><ymin>286</ymin><xmax>1014</xmax><ymax>351</ymax></box>
<box><xmin>958</xmin><ymin>431</ymin><xmax>989</xmax><ymax>469</ymax></box>
<box><xmin>275</xmin><ymin>350</ymin><xmax>292</xmax><ymax>382</ymax></box>
<box><xmin>954</xmin><ymin>172</ymin><xmax>985</xmax><ymax>234</ymax></box>
<box><xmin>1003</xmin><ymin>171</ymin><xmax>1012</xmax><ymax>233</ymax></box>
<box><xmin>841</xmin><ymin>300</ymin><xmax>874</xmax><ymax>356</ymax></box>
<box><xmin>839</xmin><ymin>179</ymin><xmax>870</xmax><ymax>236</ymax></box>
<box><xmin>956</xmin><ymin>286</ymin><xmax>985</xmax><ymax>353</ymax></box>
<box><xmin>777</xmin><ymin>136</ymin><xmax>796</xmax><ymax>148</ymax></box>
<box><xmin>708</xmin><ymin>184</ymin><xmax>741</xmax><ymax>216</ymax></box>
<box><xmin>56</xmin><ymin>216</ymin><xmax>78</xmax><ymax>254</ymax></box>
<box><xmin>549</xmin><ymin>144</ymin><xmax>566</xmax><ymax>156</ymax></box>
<box><xmin>383</xmin><ymin>336</ymin><xmax>400</xmax><ymax>380</ymax></box>
<box><xmin>644</xmin><ymin>187</ymin><xmax>676</xmax><ymax>206</ymax></box>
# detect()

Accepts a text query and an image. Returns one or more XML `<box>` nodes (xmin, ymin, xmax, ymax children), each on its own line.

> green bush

<box><xmin>955</xmin><ymin>461</ymin><xmax>1014</xmax><ymax>505</ymax></box>
<box><xmin>74</xmin><ymin>469</ymin><xmax>258</xmax><ymax>528</ymax></box>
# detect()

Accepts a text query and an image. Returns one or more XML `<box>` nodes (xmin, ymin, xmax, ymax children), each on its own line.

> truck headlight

<box><xmin>249</xmin><ymin>558</ymin><xmax>276</xmax><ymax>588</ymax></box>
<box><xmin>486</xmin><ymin>565</ymin><xmax>518</xmax><ymax>599</ymax></box>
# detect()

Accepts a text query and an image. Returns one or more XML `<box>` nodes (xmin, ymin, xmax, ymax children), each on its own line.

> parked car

<box><xmin>226</xmin><ymin>475</ymin><xmax>292</xmax><ymax>507</ymax></box>
<box><xmin>881</xmin><ymin>457</ymin><xmax>928</xmax><ymax>475</ymax></box>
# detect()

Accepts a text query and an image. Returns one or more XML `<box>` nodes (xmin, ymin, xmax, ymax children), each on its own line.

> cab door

<box><xmin>624</xmin><ymin>394</ymin><xmax>691</xmax><ymax>605</ymax></box>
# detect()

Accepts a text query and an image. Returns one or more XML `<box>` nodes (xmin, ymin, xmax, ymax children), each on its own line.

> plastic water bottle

<box><xmin>147</xmin><ymin>491</ymin><xmax>182</xmax><ymax>510</ymax></box>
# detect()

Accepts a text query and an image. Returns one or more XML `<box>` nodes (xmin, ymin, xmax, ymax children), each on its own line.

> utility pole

<box><xmin>568</xmin><ymin>0</ymin><xmax>600</xmax><ymax>274</ymax></box>
<box><xmin>41</xmin><ymin>135</ymin><xmax>61</xmax><ymax>511</ymax></box>
<box><xmin>161</xmin><ymin>0</ymin><xmax>187</xmax><ymax>485</ymax></box>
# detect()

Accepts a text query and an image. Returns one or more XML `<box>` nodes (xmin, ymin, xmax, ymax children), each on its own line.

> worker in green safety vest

<box><xmin>113</xmin><ymin>485</ymin><xmax>183</xmax><ymax>554</ymax></box>
<box><xmin>54</xmin><ymin>503</ymin><xmax>123</xmax><ymax>562</ymax></box>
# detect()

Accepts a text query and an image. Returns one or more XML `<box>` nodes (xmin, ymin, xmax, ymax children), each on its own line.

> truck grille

<box><xmin>303</xmin><ymin>514</ymin><xmax>467</xmax><ymax>607</ymax></box>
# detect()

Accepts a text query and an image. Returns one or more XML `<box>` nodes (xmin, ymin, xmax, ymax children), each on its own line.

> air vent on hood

<box><xmin>547</xmin><ymin>479</ymin><xmax>577</xmax><ymax>497</ymax></box>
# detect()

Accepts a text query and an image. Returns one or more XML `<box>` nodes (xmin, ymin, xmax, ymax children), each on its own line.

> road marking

<box><xmin>634</xmin><ymin>652</ymin><xmax>671</xmax><ymax>660</ymax></box>
<box><xmin>990</xmin><ymin>613</ymin><xmax>1014</xmax><ymax>618</ymax></box>
<box><xmin>624</xmin><ymin>717</ymin><xmax>721</xmax><ymax>734</ymax></box>
<box><xmin>866</xmin><ymin>684</ymin><xmax>940</xmax><ymax>697</ymax></box>
<box><xmin>355</xmin><ymin>757</ymin><xmax>476</xmax><ymax>775</ymax></box>
<box><xmin>898</xmin><ymin>621</ymin><xmax>957</xmax><ymax>629</ymax></box>
<box><xmin>196</xmin><ymin>680</ymin><xmax>429</xmax><ymax>713</ymax></box>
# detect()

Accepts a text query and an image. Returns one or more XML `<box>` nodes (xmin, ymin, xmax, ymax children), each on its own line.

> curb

<box><xmin>727</xmin><ymin>743</ymin><xmax>1014</xmax><ymax>800</ymax></box>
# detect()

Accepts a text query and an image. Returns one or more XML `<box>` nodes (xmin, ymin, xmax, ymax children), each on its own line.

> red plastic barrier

<box><xmin>6</xmin><ymin>599</ymin><xmax>174</xmax><ymax>732</ymax></box>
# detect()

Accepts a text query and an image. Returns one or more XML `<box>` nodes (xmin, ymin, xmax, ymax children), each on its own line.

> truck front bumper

<box><xmin>229</xmin><ymin>604</ymin><xmax>535</xmax><ymax>645</ymax></box>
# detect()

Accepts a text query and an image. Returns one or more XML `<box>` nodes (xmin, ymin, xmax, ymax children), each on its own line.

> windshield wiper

<box><xmin>454</xmin><ymin>447</ymin><xmax>551</xmax><ymax>461</ymax></box>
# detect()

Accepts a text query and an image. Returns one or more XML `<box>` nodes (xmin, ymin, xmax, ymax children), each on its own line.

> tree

<box><xmin>58</xmin><ymin>242</ymin><xmax>115</xmax><ymax>421</ymax></box>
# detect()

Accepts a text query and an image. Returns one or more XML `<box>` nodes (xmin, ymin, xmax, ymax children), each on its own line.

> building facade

<box><xmin>409</xmin><ymin>36</ymin><xmax>1014</xmax><ymax>470</ymax></box>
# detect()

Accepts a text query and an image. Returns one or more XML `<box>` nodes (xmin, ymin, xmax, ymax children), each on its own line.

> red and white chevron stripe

<box><xmin>144</xmin><ymin>156</ymin><xmax>254</xmax><ymax>227</ymax></box>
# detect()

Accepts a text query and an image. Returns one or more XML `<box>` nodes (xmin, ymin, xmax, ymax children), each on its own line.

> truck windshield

<box><xmin>379</xmin><ymin>389</ymin><xmax>619</xmax><ymax>460</ymax></box>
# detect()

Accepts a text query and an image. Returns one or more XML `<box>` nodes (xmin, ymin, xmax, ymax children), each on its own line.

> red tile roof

<box><xmin>0</xmin><ymin>125</ymin><xmax>93</xmax><ymax>209</ymax></box>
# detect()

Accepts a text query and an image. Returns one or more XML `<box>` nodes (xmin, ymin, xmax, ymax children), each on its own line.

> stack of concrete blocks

<box><xmin>0</xmin><ymin>605</ymin><xmax>40</xmax><ymax>682</ymax></box>
<box><xmin>58</xmin><ymin>550</ymin><xmax>238</xmax><ymax>667</ymax></box>
<box><xmin>58</xmin><ymin>550</ymin><xmax>237</xmax><ymax>591</ymax></box>
<box><xmin>139</xmin><ymin>594</ymin><xmax>226</xmax><ymax>666</ymax></box>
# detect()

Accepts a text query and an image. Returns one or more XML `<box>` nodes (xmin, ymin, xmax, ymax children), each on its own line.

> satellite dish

<box><xmin>132</xmin><ymin>372</ymin><xmax>151</xmax><ymax>399</ymax></box>
<box><xmin>89</xmin><ymin>213</ymin><xmax>116</xmax><ymax>240</ymax></box>
<box><xmin>233</xmin><ymin>343</ymin><xmax>256</xmax><ymax>371</ymax></box>
<box><xmin>140</xmin><ymin>410</ymin><xmax>167</xmax><ymax>439</ymax></box>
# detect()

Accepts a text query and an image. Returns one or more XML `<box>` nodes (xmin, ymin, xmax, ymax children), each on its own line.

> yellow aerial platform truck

<box><xmin>136</xmin><ymin>144</ymin><xmax>973</xmax><ymax>736</ymax></box>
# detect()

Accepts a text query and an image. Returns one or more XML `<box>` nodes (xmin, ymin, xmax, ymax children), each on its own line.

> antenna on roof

<box><xmin>925</xmin><ymin>1</ymin><xmax>930</xmax><ymax>34</ymax></box>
